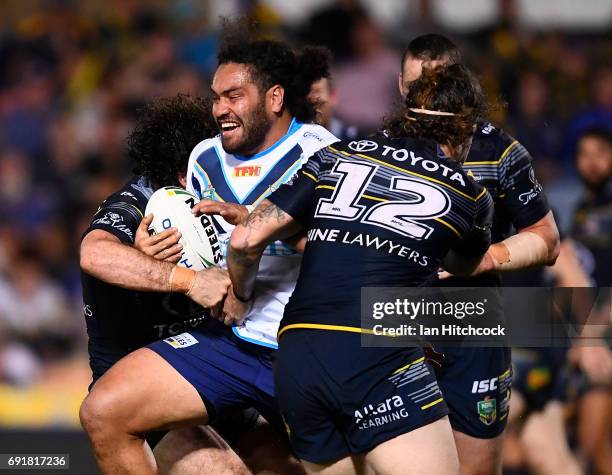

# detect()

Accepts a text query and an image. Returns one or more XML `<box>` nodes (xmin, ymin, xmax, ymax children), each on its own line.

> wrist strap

<box><xmin>496</xmin><ymin>231</ymin><xmax>549</xmax><ymax>271</ymax></box>
<box><xmin>169</xmin><ymin>266</ymin><xmax>197</xmax><ymax>294</ymax></box>
<box><xmin>489</xmin><ymin>243</ymin><xmax>511</xmax><ymax>266</ymax></box>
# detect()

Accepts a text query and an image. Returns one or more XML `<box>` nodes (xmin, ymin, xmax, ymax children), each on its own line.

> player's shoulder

<box><xmin>473</xmin><ymin>122</ymin><xmax>512</xmax><ymax>143</ymax></box>
<box><xmin>444</xmin><ymin>156</ymin><xmax>489</xmax><ymax>202</ymax></box>
<box><xmin>470</xmin><ymin>179</ymin><xmax>492</xmax><ymax>206</ymax></box>
<box><xmin>294</xmin><ymin>122</ymin><xmax>339</xmax><ymax>156</ymax></box>
<box><xmin>328</xmin><ymin>131</ymin><xmax>395</xmax><ymax>155</ymax></box>
<box><xmin>298</xmin><ymin>122</ymin><xmax>338</xmax><ymax>143</ymax></box>
<box><xmin>100</xmin><ymin>176</ymin><xmax>151</xmax><ymax>212</ymax></box>
<box><xmin>330</xmin><ymin>132</ymin><xmax>444</xmax><ymax>170</ymax></box>
<box><xmin>86</xmin><ymin>176</ymin><xmax>150</xmax><ymax>241</ymax></box>
<box><xmin>466</xmin><ymin>122</ymin><xmax>531</xmax><ymax>165</ymax></box>
<box><xmin>190</xmin><ymin>135</ymin><xmax>222</xmax><ymax>161</ymax></box>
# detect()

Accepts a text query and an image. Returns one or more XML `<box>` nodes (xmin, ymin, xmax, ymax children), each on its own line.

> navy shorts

<box><xmin>275</xmin><ymin>330</ymin><xmax>448</xmax><ymax>464</ymax></box>
<box><xmin>434</xmin><ymin>347</ymin><xmax>512</xmax><ymax>439</ymax></box>
<box><xmin>88</xmin><ymin>343</ymin><xmax>128</xmax><ymax>390</ymax></box>
<box><xmin>148</xmin><ymin>323</ymin><xmax>281</xmax><ymax>432</ymax></box>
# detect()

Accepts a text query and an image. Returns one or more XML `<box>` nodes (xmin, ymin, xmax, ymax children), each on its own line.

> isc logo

<box><xmin>471</xmin><ymin>378</ymin><xmax>498</xmax><ymax>394</ymax></box>
<box><xmin>234</xmin><ymin>166</ymin><xmax>261</xmax><ymax>177</ymax></box>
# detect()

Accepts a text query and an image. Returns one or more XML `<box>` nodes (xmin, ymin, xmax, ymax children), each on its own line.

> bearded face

<box><xmin>212</xmin><ymin>63</ymin><xmax>273</xmax><ymax>156</ymax></box>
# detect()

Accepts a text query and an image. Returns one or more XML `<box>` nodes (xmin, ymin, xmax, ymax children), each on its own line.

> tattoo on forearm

<box><xmin>229</xmin><ymin>201</ymin><xmax>287</xmax><ymax>298</ymax></box>
<box><xmin>236</xmin><ymin>201</ymin><xmax>286</xmax><ymax>253</ymax></box>
<box><xmin>242</xmin><ymin>201</ymin><xmax>287</xmax><ymax>228</ymax></box>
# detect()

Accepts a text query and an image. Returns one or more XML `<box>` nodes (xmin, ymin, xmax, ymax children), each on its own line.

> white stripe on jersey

<box><xmin>186</xmin><ymin>119</ymin><xmax>338</xmax><ymax>348</ymax></box>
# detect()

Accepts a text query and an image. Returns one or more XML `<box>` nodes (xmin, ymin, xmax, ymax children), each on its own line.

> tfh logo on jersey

<box><xmin>354</xmin><ymin>395</ymin><xmax>409</xmax><ymax>430</ymax></box>
<box><xmin>233</xmin><ymin>166</ymin><xmax>261</xmax><ymax>177</ymax></box>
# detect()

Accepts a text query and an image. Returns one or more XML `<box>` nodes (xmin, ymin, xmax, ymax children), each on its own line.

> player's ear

<box><xmin>398</xmin><ymin>73</ymin><xmax>406</xmax><ymax>98</ymax></box>
<box><xmin>268</xmin><ymin>85</ymin><xmax>285</xmax><ymax>114</ymax></box>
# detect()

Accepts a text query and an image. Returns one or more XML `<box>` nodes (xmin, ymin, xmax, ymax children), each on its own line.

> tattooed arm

<box><xmin>226</xmin><ymin>199</ymin><xmax>302</xmax><ymax>307</ymax></box>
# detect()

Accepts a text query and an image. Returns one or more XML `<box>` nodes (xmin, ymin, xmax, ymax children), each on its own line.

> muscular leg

<box><xmin>502</xmin><ymin>426</ymin><xmax>527</xmax><ymax>473</ymax></box>
<box><xmin>578</xmin><ymin>389</ymin><xmax>612</xmax><ymax>475</ymax></box>
<box><xmin>437</xmin><ymin>347</ymin><xmax>512</xmax><ymax>475</ymax></box>
<box><xmin>366</xmin><ymin>416</ymin><xmax>459</xmax><ymax>475</ymax></box>
<box><xmin>453</xmin><ymin>430</ymin><xmax>504</xmax><ymax>475</ymax></box>
<box><xmin>507</xmin><ymin>391</ymin><xmax>526</xmax><ymax>425</ymax></box>
<box><xmin>153</xmin><ymin>426</ymin><xmax>251</xmax><ymax>475</ymax></box>
<box><xmin>80</xmin><ymin>348</ymin><xmax>209</xmax><ymax>475</ymax></box>
<box><xmin>502</xmin><ymin>392</ymin><xmax>527</xmax><ymax>472</ymax></box>
<box><xmin>154</xmin><ymin>415</ymin><xmax>310</xmax><ymax>475</ymax></box>
<box><xmin>301</xmin><ymin>456</ymin><xmax>368</xmax><ymax>475</ymax></box>
<box><xmin>520</xmin><ymin>401</ymin><xmax>581</xmax><ymax>475</ymax></box>
<box><xmin>234</xmin><ymin>416</ymin><xmax>305</xmax><ymax>475</ymax></box>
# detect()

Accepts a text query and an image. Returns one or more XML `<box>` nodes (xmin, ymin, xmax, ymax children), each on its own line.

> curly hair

<box><xmin>217</xmin><ymin>18</ymin><xmax>331</xmax><ymax>123</ymax></box>
<box><xmin>384</xmin><ymin>64</ymin><xmax>487</xmax><ymax>149</ymax></box>
<box><xmin>129</xmin><ymin>94</ymin><xmax>217</xmax><ymax>190</ymax></box>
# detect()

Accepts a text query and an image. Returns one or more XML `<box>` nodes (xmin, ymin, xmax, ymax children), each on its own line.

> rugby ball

<box><xmin>145</xmin><ymin>187</ymin><xmax>222</xmax><ymax>270</ymax></box>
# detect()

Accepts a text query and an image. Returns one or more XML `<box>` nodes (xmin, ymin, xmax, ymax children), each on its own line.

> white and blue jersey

<box><xmin>185</xmin><ymin>119</ymin><xmax>338</xmax><ymax>348</ymax></box>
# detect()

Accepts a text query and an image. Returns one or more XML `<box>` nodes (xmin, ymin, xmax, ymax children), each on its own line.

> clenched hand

<box><xmin>135</xmin><ymin>214</ymin><xmax>183</xmax><ymax>263</ymax></box>
<box><xmin>188</xmin><ymin>267</ymin><xmax>231</xmax><ymax>312</ymax></box>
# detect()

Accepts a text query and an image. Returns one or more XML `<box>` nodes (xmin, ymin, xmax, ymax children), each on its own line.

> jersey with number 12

<box><xmin>268</xmin><ymin>133</ymin><xmax>494</xmax><ymax>333</ymax></box>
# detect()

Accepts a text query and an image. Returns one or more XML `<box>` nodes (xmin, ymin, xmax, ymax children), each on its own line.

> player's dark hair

<box><xmin>384</xmin><ymin>64</ymin><xmax>487</xmax><ymax>149</ymax></box>
<box><xmin>576</xmin><ymin>127</ymin><xmax>612</xmax><ymax>154</ymax></box>
<box><xmin>217</xmin><ymin>18</ymin><xmax>331</xmax><ymax>122</ymax></box>
<box><xmin>401</xmin><ymin>34</ymin><xmax>461</xmax><ymax>68</ymax></box>
<box><xmin>129</xmin><ymin>94</ymin><xmax>217</xmax><ymax>190</ymax></box>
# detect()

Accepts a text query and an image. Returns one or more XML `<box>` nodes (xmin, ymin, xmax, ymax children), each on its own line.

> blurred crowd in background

<box><xmin>0</xmin><ymin>0</ymin><xmax>609</xmax><ymax>429</ymax></box>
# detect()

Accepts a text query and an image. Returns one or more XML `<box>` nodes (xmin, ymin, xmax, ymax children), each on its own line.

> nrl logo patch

<box><xmin>477</xmin><ymin>396</ymin><xmax>497</xmax><ymax>426</ymax></box>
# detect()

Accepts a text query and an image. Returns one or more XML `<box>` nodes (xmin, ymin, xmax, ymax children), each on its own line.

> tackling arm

<box><xmin>80</xmin><ymin>229</ymin><xmax>230</xmax><ymax>308</ymax></box>
<box><xmin>442</xmin><ymin>252</ymin><xmax>485</xmax><ymax>277</ymax></box>
<box><xmin>81</xmin><ymin>229</ymin><xmax>174</xmax><ymax>291</ymax></box>
<box><xmin>491</xmin><ymin>135</ymin><xmax>560</xmax><ymax>273</ymax></box>
<box><xmin>228</xmin><ymin>200</ymin><xmax>302</xmax><ymax>301</ymax></box>
<box><xmin>485</xmin><ymin>211</ymin><xmax>560</xmax><ymax>272</ymax></box>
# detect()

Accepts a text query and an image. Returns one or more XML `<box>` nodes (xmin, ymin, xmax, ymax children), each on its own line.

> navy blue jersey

<box><xmin>268</xmin><ymin>134</ymin><xmax>493</xmax><ymax>333</ymax></box>
<box><xmin>444</xmin><ymin>123</ymin><xmax>551</xmax><ymax>286</ymax></box>
<box><xmin>466</xmin><ymin>123</ymin><xmax>550</xmax><ymax>241</ymax></box>
<box><xmin>81</xmin><ymin>176</ymin><xmax>206</xmax><ymax>352</ymax></box>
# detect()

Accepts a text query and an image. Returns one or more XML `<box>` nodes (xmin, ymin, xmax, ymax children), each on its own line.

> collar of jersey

<box><xmin>233</xmin><ymin>118</ymin><xmax>302</xmax><ymax>161</ymax></box>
